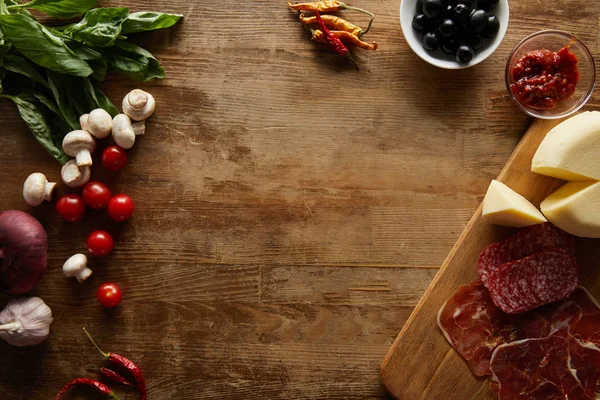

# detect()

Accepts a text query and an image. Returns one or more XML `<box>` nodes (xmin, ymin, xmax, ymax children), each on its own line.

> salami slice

<box><xmin>489</xmin><ymin>328</ymin><xmax>600</xmax><ymax>400</ymax></box>
<box><xmin>487</xmin><ymin>247</ymin><xmax>578</xmax><ymax>314</ymax></box>
<box><xmin>478</xmin><ymin>223</ymin><xmax>575</xmax><ymax>285</ymax></box>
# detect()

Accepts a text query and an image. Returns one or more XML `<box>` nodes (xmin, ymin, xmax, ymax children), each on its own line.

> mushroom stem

<box><xmin>132</xmin><ymin>121</ymin><xmax>145</xmax><ymax>136</ymax></box>
<box><xmin>75</xmin><ymin>151</ymin><xmax>92</xmax><ymax>167</ymax></box>
<box><xmin>0</xmin><ymin>321</ymin><xmax>21</xmax><ymax>332</ymax></box>
<box><xmin>75</xmin><ymin>268</ymin><xmax>93</xmax><ymax>283</ymax></box>
<box><xmin>44</xmin><ymin>182</ymin><xmax>56</xmax><ymax>202</ymax></box>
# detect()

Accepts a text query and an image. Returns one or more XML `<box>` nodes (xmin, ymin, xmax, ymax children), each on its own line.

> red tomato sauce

<box><xmin>510</xmin><ymin>46</ymin><xmax>579</xmax><ymax>110</ymax></box>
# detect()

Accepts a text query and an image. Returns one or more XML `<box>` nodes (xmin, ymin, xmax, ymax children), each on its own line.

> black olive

<box><xmin>476</xmin><ymin>0</ymin><xmax>499</xmax><ymax>11</ymax></box>
<box><xmin>469</xmin><ymin>9</ymin><xmax>488</xmax><ymax>32</ymax></box>
<box><xmin>441</xmin><ymin>38</ymin><xmax>458</xmax><ymax>54</ymax></box>
<box><xmin>422</xmin><ymin>0</ymin><xmax>443</xmax><ymax>18</ymax></box>
<box><xmin>482</xmin><ymin>14</ymin><xmax>500</xmax><ymax>38</ymax></box>
<box><xmin>422</xmin><ymin>32</ymin><xmax>440</xmax><ymax>51</ymax></box>
<box><xmin>417</xmin><ymin>0</ymin><xmax>423</xmax><ymax>12</ymax></box>
<box><xmin>442</xmin><ymin>4</ymin><xmax>453</xmax><ymax>16</ymax></box>
<box><xmin>452</xmin><ymin>3</ymin><xmax>470</xmax><ymax>24</ymax></box>
<box><xmin>438</xmin><ymin>19</ymin><xmax>457</xmax><ymax>36</ymax></box>
<box><xmin>412</xmin><ymin>14</ymin><xmax>429</xmax><ymax>33</ymax></box>
<box><xmin>468</xmin><ymin>34</ymin><xmax>484</xmax><ymax>50</ymax></box>
<box><xmin>456</xmin><ymin>45</ymin><xmax>475</xmax><ymax>63</ymax></box>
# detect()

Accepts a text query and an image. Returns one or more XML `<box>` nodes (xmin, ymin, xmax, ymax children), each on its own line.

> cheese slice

<box><xmin>482</xmin><ymin>180</ymin><xmax>547</xmax><ymax>227</ymax></box>
<box><xmin>541</xmin><ymin>181</ymin><xmax>600</xmax><ymax>238</ymax></box>
<box><xmin>532</xmin><ymin>111</ymin><xmax>600</xmax><ymax>181</ymax></box>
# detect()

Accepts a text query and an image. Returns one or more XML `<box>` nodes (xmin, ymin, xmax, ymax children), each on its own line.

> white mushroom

<box><xmin>132</xmin><ymin>120</ymin><xmax>145</xmax><ymax>136</ymax></box>
<box><xmin>61</xmin><ymin>160</ymin><xmax>91</xmax><ymax>188</ymax></box>
<box><xmin>62</xmin><ymin>130</ymin><xmax>96</xmax><ymax>167</ymax></box>
<box><xmin>23</xmin><ymin>173</ymin><xmax>56</xmax><ymax>206</ymax></box>
<box><xmin>62</xmin><ymin>254</ymin><xmax>92</xmax><ymax>283</ymax></box>
<box><xmin>81</xmin><ymin>109</ymin><xmax>112</xmax><ymax>139</ymax></box>
<box><xmin>112</xmin><ymin>114</ymin><xmax>137</xmax><ymax>149</ymax></box>
<box><xmin>122</xmin><ymin>89</ymin><xmax>155</xmax><ymax>121</ymax></box>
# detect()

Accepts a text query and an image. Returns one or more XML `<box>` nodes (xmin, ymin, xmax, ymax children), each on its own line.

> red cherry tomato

<box><xmin>87</xmin><ymin>230</ymin><xmax>114</xmax><ymax>256</ymax></box>
<box><xmin>56</xmin><ymin>194</ymin><xmax>86</xmax><ymax>222</ymax></box>
<box><xmin>82</xmin><ymin>181</ymin><xmax>112</xmax><ymax>210</ymax></box>
<box><xmin>108</xmin><ymin>194</ymin><xmax>134</xmax><ymax>222</ymax></box>
<box><xmin>97</xmin><ymin>283</ymin><xmax>122</xmax><ymax>307</ymax></box>
<box><xmin>102</xmin><ymin>146</ymin><xmax>128</xmax><ymax>171</ymax></box>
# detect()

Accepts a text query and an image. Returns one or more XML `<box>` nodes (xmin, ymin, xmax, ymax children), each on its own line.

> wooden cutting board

<box><xmin>380</xmin><ymin>117</ymin><xmax>600</xmax><ymax>400</ymax></box>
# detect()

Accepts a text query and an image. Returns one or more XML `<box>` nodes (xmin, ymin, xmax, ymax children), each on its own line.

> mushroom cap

<box><xmin>123</xmin><ymin>89</ymin><xmax>155</xmax><ymax>121</ymax></box>
<box><xmin>23</xmin><ymin>173</ymin><xmax>48</xmax><ymax>206</ymax></box>
<box><xmin>86</xmin><ymin>109</ymin><xmax>112</xmax><ymax>139</ymax></box>
<box><xmin>80</xmin><ymin>114</ymin><xmax>89</xmax><ymax>131</ymax></box>
<box><xmin>62</xmin><ymin>130</ymin><xmax>96</xmax><ymax>157</ymax></box>
<box><xmin>112</xmin><ymin>114</ymin><xmax>136</xmax><ymax>149</ymax></box>
<box><xmin>62</xmin><ymin>254</ymin><xmax>88</xmax><ymax>277</ymax></box>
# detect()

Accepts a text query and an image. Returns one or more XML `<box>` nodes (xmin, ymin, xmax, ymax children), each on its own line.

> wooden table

<box><xmin>0</xmin><ymin>1</ymin><xmax>599</xmax><ymax>398</ymax></box>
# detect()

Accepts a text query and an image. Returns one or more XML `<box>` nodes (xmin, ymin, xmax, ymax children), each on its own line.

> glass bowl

<box><xmin>505</xmin><ymin>30</ymin><xmax>595</xmax><ymax>119</ymax></box>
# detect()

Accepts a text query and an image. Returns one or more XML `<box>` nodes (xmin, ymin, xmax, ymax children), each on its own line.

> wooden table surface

<box><xmin>0</xmin><ymin>1</ymin><xmax>599</xmax><ymax>399</ymax></box>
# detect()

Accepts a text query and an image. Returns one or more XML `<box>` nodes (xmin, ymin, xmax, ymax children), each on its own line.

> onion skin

<box><xmin>0</xmin><ymin>211</ymin><xmax>47</xmax><ymax>294</ymax></box>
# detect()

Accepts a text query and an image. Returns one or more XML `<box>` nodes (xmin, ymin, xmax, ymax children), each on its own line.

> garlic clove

<box><xmin>0</xmin><ymin>297</ymin><xmax>53</xmax><ymax>347</ymax></box>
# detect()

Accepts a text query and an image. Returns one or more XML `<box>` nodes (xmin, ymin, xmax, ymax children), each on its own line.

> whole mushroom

<box><xmin>80</xmin><ymin>109</ymin><xmax>112</xmax><ymax>139</ymax></box>
<box><xmin>62</xmin><ymin>130</ymin><xmax>96</xmax><ymax>167</ymax></box>
<box><xmin>122</xmin><ymin>89</ymin><xmax>155</xmax><ymax>121</ymax></box>
<box><xmin>112</xmin><ymin>114</ymin><xmax>144</xmax><ymax>149</ymax></box>
<box><xmin>23</xmin><ymin>173</ymin><xmax>56</xmax><ymax>206</ymax></box>
<box><xmin>62</xmin><ymin>254</ymin><xmax>92</xmax><ymax>282</ymax></box>
<box><xmin>61</xmin><ymin>160</ymin><xmax>91</xmax><ymax>188</ymax></box>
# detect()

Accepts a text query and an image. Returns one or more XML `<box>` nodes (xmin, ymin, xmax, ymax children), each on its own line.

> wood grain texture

<box><xmin>0</xmin><ymin>0</ymin><xmax>598</xmax><ymax>398</ymax></box>
<box><xmin>380</xmin><ymin>119</ymin><xmax>600</xmax><ymax>399</ymax></box>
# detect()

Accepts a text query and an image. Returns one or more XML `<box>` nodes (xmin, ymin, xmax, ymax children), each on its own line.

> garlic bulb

<box><xmin>0</xmin><ymin>297</ymin><xmax>53</xmax><ymax>346</ymax></box>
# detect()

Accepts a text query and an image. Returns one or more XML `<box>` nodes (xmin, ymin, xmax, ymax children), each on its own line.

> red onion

<box><xmin>0</xmin><ymin>211</ymin><xmax>47</xmax><ymax>294</ymax></box>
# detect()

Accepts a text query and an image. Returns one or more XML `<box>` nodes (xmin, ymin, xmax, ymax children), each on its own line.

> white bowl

<box><xmin>400</xmin><ymin>0</ymin><xmax>510</xmax><ymax>69</ymax></box>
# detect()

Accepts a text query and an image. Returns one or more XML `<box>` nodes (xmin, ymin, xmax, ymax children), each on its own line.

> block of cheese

<box><xmin>532</xmin><ymin>111</ymin><xmax>600</xmax><ymax>181</ymax></box>
<box><xmin>541</xmin><ymin>181</ymin><xmax>600</xmax><ymax>238</ymax></box>
<box><xmin>482</xmin><ymin>180</ymin><xmax>547</xmax><ymax>227</ymax></box>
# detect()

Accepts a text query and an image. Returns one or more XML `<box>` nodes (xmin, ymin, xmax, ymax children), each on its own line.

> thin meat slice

<box><xmin>569</xmin><ymin>287</ymin><xmax>600</xmax><ymax>345</ymax></box>
<box><xmin>489</xmin><ymin>328</ymin><xmax>600</xmax><ymax>400</ymax></box>
<box><xmin>487</xmin><ymin>247</ymin><xmax>578</xmax><ymax>314</ymax></box>
<box><xmin>478</xmin><ymin>223</ymin><xmax>575</xmax><ymax>285</ymax></box>
<box><xmin>437</xmin><ymin>280</ymin><xmax>582</xmax><ymax>376</ymax></box>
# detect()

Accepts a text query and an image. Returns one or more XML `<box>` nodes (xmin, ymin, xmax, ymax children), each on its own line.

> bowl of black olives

<box><xmin>400</xmin><ymin>0</ymin><xmax>509</xmax><ymax>69</ymax></box>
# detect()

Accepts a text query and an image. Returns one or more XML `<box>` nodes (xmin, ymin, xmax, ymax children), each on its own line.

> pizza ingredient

<box><xmin>102</xmin><ymin>146</ymin><xmax>128</xmax><ymax>171</ymax></box>
<box><xmin>62</xmin><ymin>130</ymin><xmax>97</xmax><ymax>167</ymax></box>
<box><xmin>87</xmin><ymin>230</ymin><xmax>114</xmax><ymax>257</ymax></box>
<box><xmin>299</xmin><ymin>13</ymin><xmax>370</xmax><ymax>36</ymax></box>
<box><xmin>108</xmin><ymin>195</ymin><xmax>134</xmax><ymax>223</ymax></box>
<box><xmin>0</xmin><ymin>210</ymin><xmax>48</xmax><ymax>294</ymax></box>
<box><xmin>62</xmin><ymin>254</ymin><xmax>92</xmax><ymax>283</ymax></box>
<box><xmin>111</xmin><ymin>114</ymin><xmax>139</xmax><ymax>150</ymax></box>
<box><xmin>510</xmin><ymin>46</ymin><xmax>579</xmax><ymax>110</ymax></box>
<box><xmin>532</xmin><ymin>111</ymin><xmax>600</xmax><ymax>181</ymax></box>
<box><xmin>100</xmin><ymin>368</ymin><xmax>133</xmax><ymax>386</ymax></box>
<box><xmin>97</xmin><ymin>283</ymin><xmax>122</xmax><ymax>308</ymax></box>
<box><xmin>477</xmin><ymin>223</ymin><xmax>574</xmax><ymax>285</ymax></box>
<box><xmin>82</xmin><ymin>182</ymin><xmax>112</xmax><ymax>210</ymax></box>
<box><xmin>0</xmin><ymin>297</ymin><xmax>53</xmax><ymax>347</ymax></box>
<box><xmin>311</xmin><ymin>29</ymin><xmax>378</xmax><ymax>50</ymax></box>
<box><xmin>61</xmin><ymin>160</ymin><xmax>91</xmax><ymax>188</ymax></box>
<box><xmin>56</xmin><ymin>194</ymin><xmax>86</xmax><ymax>222</ymax></box>
<box><xmin>22</xmin><ymin>173</ymin><xmax>56</xmax><ymax>206</ymax></box>
<box><xmin>80</xmin><ymin>109</ymin><xmax>113</xmax><ymax>139</ymax></box>
<box><xmin>541</xmin><ymin>181</ymin><xmax>600</xmax><ymax>238</ymax></box>
<box><xmin>122</xmin><ymin>89</ymin><xmax>156</xmax><ymax>121</ymax></box>
<box><xmin>54</xmin><ymin>378</ymin><xmax>120</xmax><ymax>400</ymax></box>
<box><xmin>482</xmin><ymin>180</ymin><xmax>547</xmax><ymax>227</ymax></box>
<box><xmin>289</xmin><ymin>0</ymin><xmax>375</xmax><ymax>17</ymax></box>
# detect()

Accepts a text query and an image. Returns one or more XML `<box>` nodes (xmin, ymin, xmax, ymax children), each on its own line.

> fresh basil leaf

<box><xmin>47</xmin><ymin>71</ymin><xmax>80</xmax><ymax>129</ymax></box>
<box><xmin>31</xmin><ymin>90</ymin><xmax>60</xmax><ymax>115</ymax></box>
<box><xmin>0</xmin><ymin>92</ymin><xmax>68</xmax><ymax>163</ymax></box>
<box><xmin>18</xmin><ymin>0</ymin><xmax>96</xmax><ymax>19</ymax></box>
<box><xmin>108</xmin><ymin>41</ymin><xmax>165</xmax><ymax>81</ymax></box>
<box><xmin>68</xmin><ymin>42</ymin><xmax>102</xmax><ymax>60</ymax></box>
<box><xmin>88</xmin><ymin>58</ymin><xmax>106</xmax><ymax>81</ymax></box>
<box><xmin>63</xmin><ymin>76</ymin><xmax>95</xmax><ymax>117</ymax></box>
<box><xmin>0</xmin><ymin>13</ymin><xmax>92</xmax><ymax>76</ymax></box>
<box><xmin>0</xmin><ymin>69</ymin><xmax>4</xmax><ymax>94</ymax></box>
<box><xmin>94</xmin><ymin>86</ymin><xmax>118</xmax><ymax>117</ymax></box>
<box><xmin>64</xmin><ymin>7</ymin><xmax>129</xmax><ymax>47</ymax></box>
<box><xmin>122</xmin><ymin>11</ymin><xmax>183</xmax><ymax>34</ymax></box>
<box><xmin>3</xmin><ymin>54</ymin><xmax>48</xmax><ymax>87</ymax></box>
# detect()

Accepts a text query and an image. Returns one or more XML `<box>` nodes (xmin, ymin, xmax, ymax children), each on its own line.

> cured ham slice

<box><xmin>478</xmin><ymin>223</ymin><xmax>575</xmax><ymax>285</ymax></box>
<box><xmin>486</xmin><ymin>247</ymin><xmax>578</xmax><ymax>314</ymax></box>
<box><xmin>569</xmin><ymin>287</ymin><xmax>600</xmax><ymax>346</ymax></box>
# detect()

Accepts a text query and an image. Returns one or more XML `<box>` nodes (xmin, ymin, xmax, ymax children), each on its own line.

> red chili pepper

<box><xmin>314</xmin><ymin>11</ymin><xmax>348</xmax><ymax>57</ymax></box>
<box><xmin>84</xmin><ymin>328</ymin><xmax>147</xmax><ymax>400</ymax></box>
<box><xmin>54</xmin><ymin>378</ymin><xmax>120</xmax><ymax>400</ymax></box>
<box><xmin>101</xmin><ymin>367</ymin><xmax>134</xmax><ymax>386</ymax></box>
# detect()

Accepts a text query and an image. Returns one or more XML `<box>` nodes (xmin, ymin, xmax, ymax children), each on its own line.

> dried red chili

<box><xmin>101</xmin><ymin>368</ymin><xmax>134</xmax><ymax>386</ymax></box>
<box><xmin>289</xmin><ymin>0</ymin><xmax>375</xmax><ymax>18</ymax></box>
<box><xmin>54</xmin><ymin>378</ymin><xmax>120</xmax><ymax>400</ymax></box>
<box><xmin>314</xmin><ymin>11</ymin><xmax>359</xmax><ymax>69</ymax></box>
<box><xmin>84</xmin><ymin>328</ymin><xmax>147</xmax><ymax>400</ymax></box>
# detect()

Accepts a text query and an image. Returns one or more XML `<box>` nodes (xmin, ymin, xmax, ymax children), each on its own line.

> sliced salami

<box><xmin>478</xmin><ymin>223</ymin><xmax>575</xmax><ymax>285</ymax></box>
<box><xmin>487</xmin><ymin>247</ymin><xmax>578</xmax><ymax>314</ymax></box>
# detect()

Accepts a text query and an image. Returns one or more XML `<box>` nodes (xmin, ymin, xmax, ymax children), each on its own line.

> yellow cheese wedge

<box><xmin>482</xmin><ymin>180</ymin><xmax>547</xmax><ymax>227</ymax></box>
<box><xmin>532</xmin><ymin>111</ymin><xmax>600</xmax><ymax>181</ymax></box>
<box><xmin>541</xmin><ymin>181</ymin><xmax>600</xmax><ymax>238</ymax></box>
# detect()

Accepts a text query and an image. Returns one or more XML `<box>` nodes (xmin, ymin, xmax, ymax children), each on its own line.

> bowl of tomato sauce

<box><xmin>506</xmin><ymin>30</ymin><xmax>595</xmax><ymax>119</ymax></box>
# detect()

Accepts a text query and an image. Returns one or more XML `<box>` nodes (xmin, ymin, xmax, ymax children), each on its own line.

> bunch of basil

<box><xmin>0</xmin><ymin>0</ymin><xmax>182</xmax><ymax>163</ymax></box>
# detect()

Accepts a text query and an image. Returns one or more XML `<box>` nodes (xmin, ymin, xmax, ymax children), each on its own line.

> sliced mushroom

<box><xmin>23</xmin><ymin>173</ymin><xmax>56</xmax><ymax>206</ymax></box>
<box><xmin>122</xmin><ymin>89</ymin><xmax>155</xmax><ymax>121</ymax></box>
<box><xmin>61</xmin><ymin>160</ymin><xmax>91</xmax><ymax>188</ymax></box>
<box><xmin>81</xmin><ymin>109</ymin><xmax>112</xmax><ymax>139</ymax></box>
<box><xmin>112</xmin><ymin>114</ymin><xmax>136</xmax><ymax>149</ymax></box>
<box><xmin>62</xmin><ymin>254</ymin><xmax>92</xmax><ymax>282</ymax></box>
<box><xmin>62</xmin><ymin>130</ymin><xmax>96</xmax><ymax>167</ymax></box>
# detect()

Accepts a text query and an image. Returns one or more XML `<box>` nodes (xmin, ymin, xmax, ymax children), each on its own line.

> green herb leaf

<box><xmin>47</xmin><ymin>71</ymin><xmax>80</xmax><ymax>130</ymax></box>
<box><xmin>3</xmin><ymin>54</ymin><xmax>48</xmax><ymax>87</ymax></box>
<box><xmin>88</xmin><ymin>58</ymin><xmax>106</xmax><ymax>80</ymax></box>
<box><xmin>18</xmin><ymin>0</ymin><xmax>97</xmax><ymax>19</ymax></box>
<box><xmin>0</xmin><ymin>92</ymin><xmax>68</xmax><ymax>164</ymax></box>
<box><xmin>94</xmin><ymin>86</ymin><xmax>118</xmax><ymax>117</ymax></box>
<box><xmin>31</xmin><ymin>90</ymin><xmax>60</xmax><ymax>115</ymax></box>
<box><xmin>64</xmin><ymin>7</ymin><xmax>129</xmax><ymax>47</ymax></box>
<box><xmin>122</xmin><ymin>11</ymin><xmax>183</xmax><ymax>34</ymax></box>
<box><xmin>108</xmin><ymin>41</ymin><xmax>165</xmax><ymax>81</ymax></box>
<box><xmin>0</xmin><ymin>13</ymin><xmax>92</xmax><ymax>76</ymax></box>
